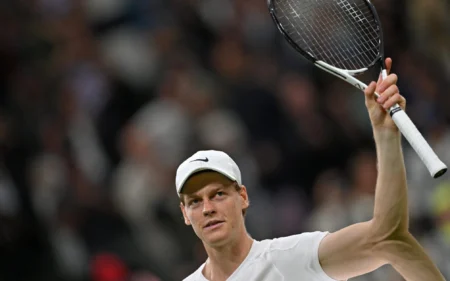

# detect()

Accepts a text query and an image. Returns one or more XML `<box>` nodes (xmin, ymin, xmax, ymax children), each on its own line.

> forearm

<box><xmin>371</xmin><ymin>128</ymin><xmax>408</xmax><ymax>236</ymax></box>
<box><xmin>321</xmin><ymin>66</ymin><xmax>444</xmax><ymax>280</ymax></box>
<box><xmin>318</xmin><ymin>128</ymin><xmax>444</xmax><ymax>280</ymax></box>
<box><xmin>369</xmin><ymin>130</ymin><xmax>445</xmax><ymax>279</ymax></box>
<box><xmin>373</xmin><ymin>232</ymin><xmax>446</xmax><ymax>281</ymax></box>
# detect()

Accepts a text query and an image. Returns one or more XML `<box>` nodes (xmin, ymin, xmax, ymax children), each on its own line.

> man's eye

<box><xmin>189</xmin><ymin>199</ymin><xmax>199</xmax><ymax>206</ymax></box>
<box><xmin>217</xmin><ymin>191</ymin><xmax>224</xmax><ymax>197</ymax></box>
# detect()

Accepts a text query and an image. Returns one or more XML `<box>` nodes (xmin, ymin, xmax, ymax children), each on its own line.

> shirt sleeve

<box><xmin>267</xmin><ymin>231</ymin><xmax>338</xmax><ymax>281</ymax></box>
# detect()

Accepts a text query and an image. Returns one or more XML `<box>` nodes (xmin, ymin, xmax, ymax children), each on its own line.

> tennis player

<box><xmin>176</xmin><ymin>59</ymin><xmax>445</xmax><ymax>281</ymax></box>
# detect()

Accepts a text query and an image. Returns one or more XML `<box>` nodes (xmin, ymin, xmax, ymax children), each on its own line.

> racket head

<box><xmin>268</xmin><ymin>0</ymin><xmax>386</xmax><ymax>73</ymax></box>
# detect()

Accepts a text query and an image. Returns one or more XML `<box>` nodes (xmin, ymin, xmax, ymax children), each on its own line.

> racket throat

<box><xmin>314</xmin><ymin>60</ymin><xmax>368</xmax><ymax>91</ymax></box>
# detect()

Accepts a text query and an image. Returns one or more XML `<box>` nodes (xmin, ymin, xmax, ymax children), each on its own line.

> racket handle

<box><xmin>381</xmin><ymin>69</ymin><xmax>446</xmax><ymax>178</ymax></box>
<box><xmin>389</xmin><ymin>105</ymin><xmax>447</xmax><ymax>178</ymax></box>
<box><xmin>314</xmin><ymin>61</ymin><xmax>446</xmax><ymax>177</ymax></box>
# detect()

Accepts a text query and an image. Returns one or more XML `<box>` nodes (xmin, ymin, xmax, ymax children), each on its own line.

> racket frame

<box><xmin>267</xmin><ymin>0</ymin><xmax>386</xmax><ymax>72</ymax></box>
<box><xmin>267</xmin><ymin>0</ymin><xmax>447</xmax><ymax>178</ymax></box>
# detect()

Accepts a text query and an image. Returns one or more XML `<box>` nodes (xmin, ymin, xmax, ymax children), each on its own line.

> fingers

<box><xmin>377</xmin><ymin>84</ymin><xmax>398</xmax><ymax>104</ymax></box>
<box><xmin>364</xmin><ymin>81</ymin><xmax>377</xmax><ymax>98</ymax></box>
<box><xmin>382</xmin><ymin>93</ymin><xmax>405</xmax><ymax>110</ymax></box>
<box><xmin>364</xmin><ymin>81</ymin><xmax>377</xmax><ymax>107</ymax></box>
<box><xmin>374</xmin><ymin>70</ymin><xmax>407</xmax><ymax>110</ymax></box>
<box><xmin>370</xmin><ymin>59</ymin><xmax>407</xmax><ymax>112</ymax></box>
<box><xmin>377</xmin><ymin>83</ymin><xmax>406</xmax><ymax>110</ymax></box>
<box><xmin>377</xmin><ymin>73</ymin><xmax>398</xmax><ymax>94</ymax></box>
<box><xmin>385</xmin><ymin>57</ymin><xmax>392</xmax><ymax>74</ymax></box>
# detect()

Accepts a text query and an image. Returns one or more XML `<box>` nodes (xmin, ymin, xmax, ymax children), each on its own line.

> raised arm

<box><xmin>318</xmin><ymin>58</ymin><xmax>445</xmax><ymax>281</ymax></box>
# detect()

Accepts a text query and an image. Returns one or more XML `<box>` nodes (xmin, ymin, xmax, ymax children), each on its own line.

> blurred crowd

<box><xmin>0</xmin><ymin>0</ymin><xmax>449</xmax><ymax>280</ymax></box>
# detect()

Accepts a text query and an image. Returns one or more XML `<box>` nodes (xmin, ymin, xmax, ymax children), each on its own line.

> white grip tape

<box><xmin>314</xmin><ymin>61</ymin><xmax>447</xmax><ymax>178</ymax></box>
<box><xmin>391</xmin><ymin>109</ymin><xmax>447</xmax><ymax>178</ymax></box>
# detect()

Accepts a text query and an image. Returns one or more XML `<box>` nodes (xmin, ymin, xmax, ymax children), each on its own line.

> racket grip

<box><xmin>390</xmin><ymin>106</ymin><xmax>447</xmax><ymax>178</ymax></box>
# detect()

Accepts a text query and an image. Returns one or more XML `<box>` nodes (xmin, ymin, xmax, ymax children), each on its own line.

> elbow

<box><xmin>369</xmin><ymin>214</ymin><xmax>409</xmax><ymax>243</ymax></box>
<box><xmin>368</xmin><ymin>219</ymin><xmax>412</xmax><ymax>263</ymax></box>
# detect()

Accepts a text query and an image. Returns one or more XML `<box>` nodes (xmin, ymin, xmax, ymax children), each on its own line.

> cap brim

<box><xmin>177</xmin><ymin>167</ymin><xmax>237</xmax><ymax>195</ymax></box>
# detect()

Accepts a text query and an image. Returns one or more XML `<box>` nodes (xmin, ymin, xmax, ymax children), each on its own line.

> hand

<box><xmin>364</xmin><ymin>58</ymin><xmax>406</xmax><ymax>132</ymax></box>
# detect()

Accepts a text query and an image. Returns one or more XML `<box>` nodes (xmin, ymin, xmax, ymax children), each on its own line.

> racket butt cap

<box><xmin>433</xmin><ymin>167</ymin><xmax>447</xmax><ymax>178</ymax></box>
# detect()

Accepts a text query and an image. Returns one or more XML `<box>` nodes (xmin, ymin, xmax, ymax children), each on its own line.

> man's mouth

<box><xmin>204</xmin><ymin>220</ymin><xmax>224</xmax><ymax>228</ymax></box>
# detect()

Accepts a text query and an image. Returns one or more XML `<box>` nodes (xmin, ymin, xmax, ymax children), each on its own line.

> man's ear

<box><xmin>239</xmin><ymin>185</ymin><xmax>250</xmax><ymax>209</ymax></box>
<box><xmin>180</xmin><ymin>203</ymin><xmax>191</xmax><ymax>225</ymax></box>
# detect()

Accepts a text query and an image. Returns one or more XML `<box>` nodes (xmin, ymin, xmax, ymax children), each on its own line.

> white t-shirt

<box><xmin>183</xmin><ymin>231</ymin><xmax>337</xmax><ymax>281</ymax></box>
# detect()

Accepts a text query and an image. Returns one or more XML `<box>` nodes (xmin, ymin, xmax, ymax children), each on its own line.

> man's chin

<box><xmin>202</xmin><ymin>231</ymin><xmax>230</xmax><ymax>247</ymax></box>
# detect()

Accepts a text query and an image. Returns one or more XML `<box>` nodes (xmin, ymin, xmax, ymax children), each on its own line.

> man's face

<box><xmin>180</xmin><ymin>172</ymin><xmax>249</xmax><ymax>247</ymax></box>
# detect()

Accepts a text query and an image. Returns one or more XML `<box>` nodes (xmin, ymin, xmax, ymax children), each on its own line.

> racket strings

<box><xmin>292</xmin><ymin>0</ymin><xmax>377</xmax><ymax>67</ymax></box>
<box><xmin>327</xmin><ymin>1</ymin><xmax>378</xmax><ymax>66</ymax></box>
<box><xmin>304</xmin><ymin>0</ymin><xmax>376</xmax><ymax>68</ymax></box>
<box><xmin>274</xmin><ymin>0</ymin><xmax>381</xmax><ymax>70</ymax></box>
<box><xmin>337</xmin><ymin>1</ymin><xmax>379</xmax><ymax>50</ymax></box>
<box><xmin>312</xmin><ymin>2</ymin><xmax>373</xmax><ymax>68</ymax></box>
<box><xmin>293</xmin><ymin>0</ymin><xmax>377</xmax><ymax>67</ymax></box>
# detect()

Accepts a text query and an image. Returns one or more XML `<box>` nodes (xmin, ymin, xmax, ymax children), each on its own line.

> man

<box><xmin>175</xmin><ymin>58</ymin><xmax>446</xmax><ymax>281</ymax></box>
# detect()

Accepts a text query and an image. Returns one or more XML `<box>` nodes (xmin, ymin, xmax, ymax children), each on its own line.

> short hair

<box><xmin>180</xmin><ymin>181</ymin><xmax>248</xmax><ymax>216</ymax></box>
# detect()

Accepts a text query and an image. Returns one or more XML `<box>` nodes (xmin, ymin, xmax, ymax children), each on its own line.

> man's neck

<box><xmin>202</xmin><ymin>232</ymin><xmax>253</xmax><ymax>281</ymax></box>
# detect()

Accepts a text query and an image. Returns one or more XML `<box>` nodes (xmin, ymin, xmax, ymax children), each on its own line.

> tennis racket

<box><xmin>268</xmin><ymin>0</ymin><xmax>447</xmax><ymax>178</ymax></box>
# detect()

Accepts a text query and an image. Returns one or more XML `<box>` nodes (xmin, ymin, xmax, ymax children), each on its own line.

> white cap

<box><xmin>175</xmin><ymin>150</ymin><xmax>242</xmax><ymax>195</ymax></box>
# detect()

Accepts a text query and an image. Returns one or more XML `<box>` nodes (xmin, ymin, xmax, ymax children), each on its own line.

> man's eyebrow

<box><xmin>185</xmin><ymin>186</ymin><xmax>225</xmax><ymax>199</ymax></box>
<box><xmin>184</xmin><ymin>193</ymin><xmax>200</xmax><ymax>200</ymax></box>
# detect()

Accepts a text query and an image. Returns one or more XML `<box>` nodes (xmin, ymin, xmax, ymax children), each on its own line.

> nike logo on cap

<box><xmin>190</xmin><ymin>157</ymin><xmax>209</xmax><ymax>163</ymax></box>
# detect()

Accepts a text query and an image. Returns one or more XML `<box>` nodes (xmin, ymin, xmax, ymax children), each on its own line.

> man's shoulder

<box><xmin>262</xmin><ymin>231</ymin><xmax>335</xmax><ymax>280</ymax></box>
<box><xmin>182</xmin><ymin>263</ymin><xmax>205</xmax><ymax>281</ymax></box>
<box><xmin>182</xmin><ymin>273</ymin><xmax>197</xmax><ymax>281</ymax></box>
<box><xmin>264</xmin><ymin>231</ymin><xmax>329</xmax><ymax>251</ymax></box>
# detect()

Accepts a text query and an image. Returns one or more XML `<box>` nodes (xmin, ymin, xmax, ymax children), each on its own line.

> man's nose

<box><xmin>202</xmin><ymin>199</ymin><xmax>215</xmax><ymax>216</ymax></box>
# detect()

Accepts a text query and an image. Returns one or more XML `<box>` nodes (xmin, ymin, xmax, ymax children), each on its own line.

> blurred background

<box><xmin>0</xmin><ymin>0</ymin><xmax>449</xmax><ymax>280</ymax></box>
